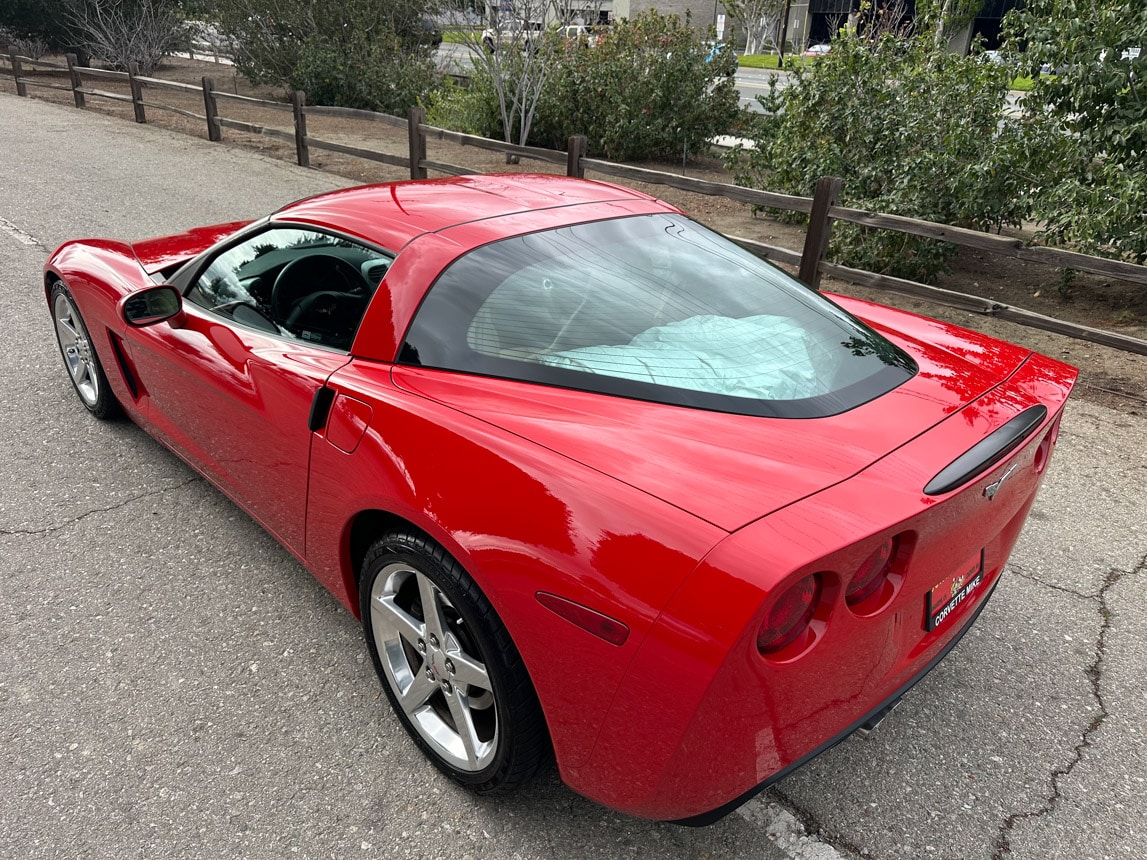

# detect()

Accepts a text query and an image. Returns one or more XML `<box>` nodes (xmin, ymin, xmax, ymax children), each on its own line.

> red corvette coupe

<box><xmin>45</xmin><ymin>175</ymin><xmax>1075</xmax><ymax>823</ymax></box>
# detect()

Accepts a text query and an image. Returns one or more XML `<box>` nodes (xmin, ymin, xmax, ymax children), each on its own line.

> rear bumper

<box><xmin>673</xmin><ymin>575</ymin><xmax>999</xmax><ymax>826</ymax></box>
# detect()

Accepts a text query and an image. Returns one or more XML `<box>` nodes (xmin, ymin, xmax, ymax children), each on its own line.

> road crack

<box><xmin>754</xmin><ymin>551</ymin><xmax>1145</xmax><ymax>860</ymax></box>
<box><xmin>763</xmin><ymin>788</ymin><xmax>866</xmax><ymax>858</ymax></box>
<box><xmin>990</xmin><ymin>553</ymin><xmax>1145</xmax><ymax>859</ymax></box>
<box><xmin>0</xmin><ymin>215</ymin><xmax>48</xmax><ymax>251</ymax></box>
<box><xmin>0</xmin><ymin>477</ymin><xmax>202</xmax><ymax>538</ymax></box>
<box><xmin>1007</xmin><ymin>563</ymin><xmax>1101</xmax><ymax>601</ymax></box>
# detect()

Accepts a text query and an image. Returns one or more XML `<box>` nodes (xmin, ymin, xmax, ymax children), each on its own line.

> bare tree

<box><xmin>723</xmin><ymin>0</ymin><xmax>785</xmax><ymax>56</ymax></box>
<box><xmin>0</xmin><ymin>24</ymin><xmax>51</xmax><ymax>58</ymax></box>
<box><xmin>64</xmin><ymin>0</ymin><xmax>185</xmax><ymax>74</ymax></box>
<box><xmin>856</xmin><ymin>0</ymin><xmax>915</xmax><ymax>41</ymax></box>
<box><xmin>445</xmin><ymin>0</ymin><xmax>584</xmax><ymax>151</ymax></box>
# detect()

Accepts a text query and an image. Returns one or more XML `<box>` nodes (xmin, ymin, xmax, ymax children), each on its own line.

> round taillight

<box><xmin>1033</xmin><ymin>432</ymin><xmax>1051</xmax><ymax>473</ymax></box>
<box><xmin>757</xmin><ymin>574</ymin><xmax>821</xmax><ymax>655</ymax></box>
<box><xmin>1035</xmin><ymin>415</ymin><xmax>1063</xmax><ymax>474</ymax></box>
<box><xmin>846</xmin><ymin>537</ymin><xmax>897</xmax><ymax>607</ymax></box>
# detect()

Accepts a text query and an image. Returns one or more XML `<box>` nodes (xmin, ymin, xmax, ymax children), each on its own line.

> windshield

<box><xmin>401</xmin><ymin>214</ymin><xmax>915</xmax><ymax>418</ymax></box>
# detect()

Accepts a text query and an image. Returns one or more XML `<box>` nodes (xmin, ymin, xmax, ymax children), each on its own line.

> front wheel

<box><xmin>359</xmin><ymin>529</ymin><xmax>549</xmax><ymax>793</ymax></box>
<box><xmin>50</xmin><ymin>281</ymin><xmax>121</xmax><ymax>419</ymax></box>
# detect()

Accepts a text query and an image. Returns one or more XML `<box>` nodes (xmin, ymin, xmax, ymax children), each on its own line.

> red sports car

<box><xmin>44</xmin><ymin>175</ymin><xmax>1076</xmax><ymax>824</ymax></box>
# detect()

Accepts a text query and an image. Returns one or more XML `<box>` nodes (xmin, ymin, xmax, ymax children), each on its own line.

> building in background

<box><xmin>484</xmin><ymin>0</ymin><xmax>727</xmax><ymax>29</ymax></box>
<box><xmin>780</xmin><ymin>0</ymin><xmax>1023</xmax><ymax>53</ymax></box>
<box><xmin>610</xmin><ymin>0</ymin><xmax>730</xmax><ymax>29</ymax></box>
<box><xmin>483</xmin><ymin>0</ymin><xmax>1021</xmax><ymax>49</ymax></box>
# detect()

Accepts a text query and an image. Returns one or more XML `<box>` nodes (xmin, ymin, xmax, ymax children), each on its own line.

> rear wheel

<box><xmin>359</xmin><ymin>529</ymin><xmax>549</xmax><ymax>792</ymax></box>
<box><xmin>50</xmin><ymin>281</ymin><xmax>120</xmax><ymax>419</ymax></box>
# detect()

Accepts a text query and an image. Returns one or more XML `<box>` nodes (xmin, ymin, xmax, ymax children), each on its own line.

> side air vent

<box><xmin>108</xmin><ymin>331</ymin><xmax>140</xmax><ymax>400</ymax></box>
<box><xmin>924</xmin><ymin>405</ymin><xmax>1048</xmax><ymax>496</ymax></box>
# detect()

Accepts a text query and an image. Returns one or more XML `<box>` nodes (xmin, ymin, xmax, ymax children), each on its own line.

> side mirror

<box><xmin>123</xmin><ymin>285</ymin><xmax>183</xmax><ymax>327</ymax></box>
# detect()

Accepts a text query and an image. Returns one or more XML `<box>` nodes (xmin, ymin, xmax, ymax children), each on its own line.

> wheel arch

<box><xmin>343</xmin><ymin>508</ymin><xmax>499</xmax><ymax>625</ymax></box>
<box><xmin>44</xmin><ymin>269</ymin><xmax>60</xmax><ymax>304</ymax></box>
<box><xmin>345</xmin><ymin>508</ymin><xmax>416</xmax><ymax>616</ymax></box>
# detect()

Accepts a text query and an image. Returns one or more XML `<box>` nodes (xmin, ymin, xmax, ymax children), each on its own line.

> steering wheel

<box><xmin>270</xmin><ymin>254</ymin><xmax>365</xmax><ymax>325</ymax></box>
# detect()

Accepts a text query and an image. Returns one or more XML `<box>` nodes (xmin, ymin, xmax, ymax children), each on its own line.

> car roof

<box><xmin>274</xmin><ymin>174</ymin><xmax>658</xmax><ymax>252</ymax></box>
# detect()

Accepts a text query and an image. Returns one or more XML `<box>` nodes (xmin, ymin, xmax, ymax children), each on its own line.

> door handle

<box><xmin>308</xmin><ymin>385</ymin><xmax>336</xmax><ymax>432</ymax></box>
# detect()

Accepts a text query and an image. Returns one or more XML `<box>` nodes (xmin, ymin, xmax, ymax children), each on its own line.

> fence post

<box><xmin>8</xmin><ymin>48</ymin><xmax>27</xmax><ymax>97</ymax></box>
<box><xmin>202</xmin><ymin>76</ymin><xmax>221</xmax><ymax>141</ymax></box>
<box><xmin>407</xmin><ymin>106</ymin><xmax>427</xmax><ymax>180</ymax></box>
<box><xmin>128</xmin><ymin>63</ymin><xmax>146</xmax><ymax>123</ymax></box>
<box><xmin>65</xmin><ymin>53</ymin><xmax>85</xmax><ymax>108</ymax></box>
<box><xmin>799</xmin><ymin>176</ymin><xmax>842</xmax><ymax>290</ymax></box>
<box><xmin>566</xmin><ymin>134</ymin><xmax>587</xmax><ymax>179</ymax></box>
<box><xmin>291</xmin><ymin>90</ymin><xmax>309</xmax><ymax>168</ymax></box>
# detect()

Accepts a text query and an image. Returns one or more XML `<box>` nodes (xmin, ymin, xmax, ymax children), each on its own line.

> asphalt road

<box><xmin>1</xmin><ymin>93</ymin><xmax>1144</xmax><ymax>860</ymax></box>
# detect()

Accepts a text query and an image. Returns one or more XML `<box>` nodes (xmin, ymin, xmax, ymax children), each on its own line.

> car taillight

<box><xmin>846</xmin><ymin>537</ymin><xmax>897</xmax><ymax>607</ymax></box>
<box><xmin>757</xmin><ymin>574</ymin><xmax>821</xmax><ymax>655</ymax></box>
<box><xmin>1034</xmin><ymin>414</ymin><xmax>1062</xmax><ymax>474</ymax></box>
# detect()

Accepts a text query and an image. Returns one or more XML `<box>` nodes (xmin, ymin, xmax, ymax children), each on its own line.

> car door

<box><xmin>124</xmin><ymin>225</ymin><xmax>392</xmax><ymax>555</ymax></box>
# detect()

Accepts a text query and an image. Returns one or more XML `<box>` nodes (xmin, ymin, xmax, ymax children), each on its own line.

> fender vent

<box><xmin>108</xmin><ymin>331</ymin><xmax>141</xmax><ymax>400</ymax></box>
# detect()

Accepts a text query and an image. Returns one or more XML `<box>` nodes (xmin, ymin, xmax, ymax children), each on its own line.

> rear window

<box><xmin>400</xmin><ymin>214</ymin><xmax>915</xmax><ymax>418</ymax></box>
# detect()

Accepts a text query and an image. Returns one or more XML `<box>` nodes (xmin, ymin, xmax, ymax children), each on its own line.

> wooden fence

<box><xmin>3</xmin><ymin>48</ymin><xmax>1147</xmax><ymax>358</ymax></box>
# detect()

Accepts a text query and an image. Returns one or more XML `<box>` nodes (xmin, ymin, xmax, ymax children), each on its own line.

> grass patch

<box><xmin>443</xmin><ymin>29</ymin><xmax>474</xmax><ymax>45</ymax></box>
<box><xmin>739</xmin><ymin>53</ymin><xmax>814</xmax><ymax>71</ymax></box>
<box><xmin>738</xmin><ymin>53</ymin><xmax>781</xmax><ymax>69</ymax></box>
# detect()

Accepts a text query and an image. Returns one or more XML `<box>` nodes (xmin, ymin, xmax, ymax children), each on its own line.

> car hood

<box><xmin>393</xmin><ymin>304</ymin><xmax>1043</xmax><ymax>532</ymax></box>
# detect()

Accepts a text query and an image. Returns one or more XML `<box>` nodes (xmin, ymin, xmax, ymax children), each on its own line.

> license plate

<box><xmin>925</xmin><ymin>551</ymin><xmax>985</xmax><ymax>632</ymax></box>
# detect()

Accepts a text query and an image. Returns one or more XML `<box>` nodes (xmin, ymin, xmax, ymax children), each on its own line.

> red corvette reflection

<box><xmin>43</xmin><ymin>175</ymin><xmax>1076</xmax><ymax>823</ymax></box>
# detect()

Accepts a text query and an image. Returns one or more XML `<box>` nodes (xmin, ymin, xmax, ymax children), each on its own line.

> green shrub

<box><xmin>216</xmin><ymin>0</ymin><xmax>433</xmax><ymax>92</ymax></box>
<box><xmin>1006</xmin><ymin>0</ymin><xmax>1147</xmax><ymax>263</ymax></box>
<box><xmin>728</xmin><ymin>32</ymin><xmax>1034</xmax><ymax>282</ymax></box>
<box><xmin>530</xmin><ymin>11</ymin><xmax>743</xmax><ymax>161</ymax></box>
<box><xmin>425</xmin><ymin>71</ymin><xmax>502</xmax><ymax>138</ymax></box>
<box><xmin>290</xmin><ymin>33</ymin><xmax>436</xmax><ymax>115</ymax></box>
<box><xmin>0</xmin><ymin>0</ymin><xmax>73</xmax><ymax>49</ymax></box>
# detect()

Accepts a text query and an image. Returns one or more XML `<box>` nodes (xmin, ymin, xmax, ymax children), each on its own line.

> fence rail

<box><xmin>3</xmin><ymin>47</ymin><xmax>1146</xmax><ymax>357</ymax></box>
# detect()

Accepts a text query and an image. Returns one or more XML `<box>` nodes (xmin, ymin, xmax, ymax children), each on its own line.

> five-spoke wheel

<box><xmin>50</xmin><ymin>281</ymin><xmax>119</xmax><ymax>419</ymax></box>
<box><xmin>360</xmin><ymin>530</ymin><xmax>548</xmax><ymax>792</ymax></box>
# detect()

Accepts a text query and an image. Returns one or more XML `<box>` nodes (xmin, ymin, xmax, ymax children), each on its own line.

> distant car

<box><xmin>418</xmin><ymin>17</ymin><xmax>443</xmax><ymax>49</ymax></box>
<box><xmin>481</xmin><ymin>20</ymin><xmax>542</xmax><ymax>53</ymax></box>
<box><xmin>45</xmin><ymin>174</ymin><xmax>1076</xmax><ymax>823</ymax></box>
<box><xmin>558</xmin><ymin>23</ymin><xmax>602</xmax><ymax>47</ymax></box>
<box><xmin>704</xmin><ymin>40</ymin><xmax>738</xmax><ymax>76</ymax></box>
<box><xmin>803</xmin><ymin>43</ymin><xmax>832</xmax><ymax>57</ymax></box>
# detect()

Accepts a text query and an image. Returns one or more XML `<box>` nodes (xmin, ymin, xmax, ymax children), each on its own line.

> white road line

<box><xmin>0</xmin><ymin>216</ymin><xmax>45</xmax><ymax>249</ymax></box>
<box><xmin>738</xmin><ymin>801</ymin><xmax>850</xmax><ymax>860</ymax></box>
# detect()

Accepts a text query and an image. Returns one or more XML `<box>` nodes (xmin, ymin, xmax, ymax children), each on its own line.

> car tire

<box><xmin>50</xmin><ymin>280</ymin><xmax>121</xmax><ymax>420</ymax></box>
<box><xmin>482</xmin><ymin>38</ymin><xmax>495</xmax><ymax>54</ymax></box>
<box><xmin>360</xmin><ymin>529</ymin><xmax>549</xmax><ymax>793</ymax></box>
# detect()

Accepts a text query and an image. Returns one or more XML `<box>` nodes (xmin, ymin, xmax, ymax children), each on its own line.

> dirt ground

<box><xmin>7</xmin><ymin>53</ymin><xmax>1146</xmax><ymax>415</ymax></box>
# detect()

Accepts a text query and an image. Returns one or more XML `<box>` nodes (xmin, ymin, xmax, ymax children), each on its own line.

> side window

<box><xmin>187</xmin><ymin>228</ymin><xmax>392</xmax><ymax>351</ymax></box>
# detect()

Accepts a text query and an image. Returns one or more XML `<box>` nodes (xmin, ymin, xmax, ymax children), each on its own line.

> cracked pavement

<box><xmin>2</xmin><ymin>93</ymin><xmax>1144</xmax><ymax>859</ymax></box>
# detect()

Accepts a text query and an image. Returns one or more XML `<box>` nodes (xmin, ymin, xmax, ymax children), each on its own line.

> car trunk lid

<box><xmin>392</xmin><ymin>311</ymin><xmax>1039</xmax><ymax>532</ymax></box>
